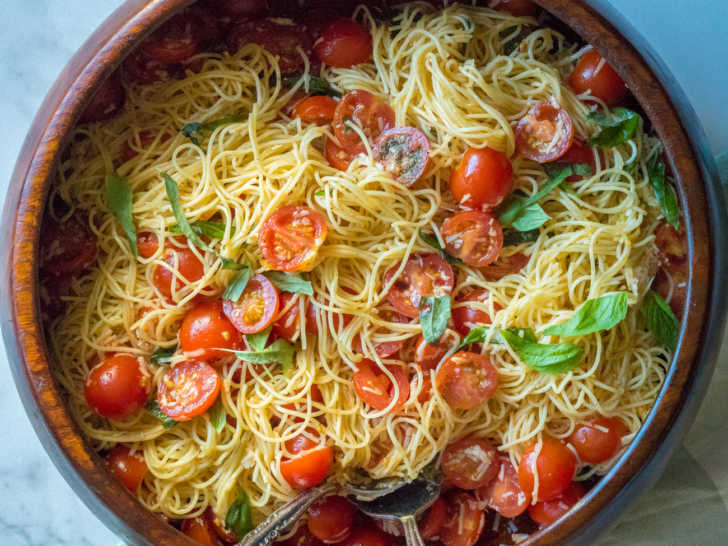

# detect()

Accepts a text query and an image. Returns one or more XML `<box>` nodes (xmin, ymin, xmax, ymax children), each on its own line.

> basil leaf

<box><xmin>648</xmin><ymin>156</ymin><xmax>681</xmax><ymax>230</ymax></box>
<box><xmin>503</xmin><ymin>229</ymin><xmax>540</xmax><ymax>246</ymax></box>
<box><xmin>263</xmin><ymin>271</ymin><xmax>314</xmax><ymax>296</ymax></box>
<box><xmin>150</xmin><ymin>345</ymin><xmax>176</xmax><ymax>365</ymax></box>
<box><xmin>587</xmin><ymin>108</ymin><xmax>641</xmax><ymax>147</ymax></box>
<box><xmin>146</xmin><ymin>398</ymin><xmax>177</xmax><ymax>429</ymax></box>
<box><xmin>456</xmin><ymin>325</ymin><xmax>499</xmax><ymax>351</ymax></box>
<box><xmin>105</xmin><ymin>174</ymin><xmax>137</xmax><ymax>257</ymax></box>
<box><xmin>245</xmin><ymin>327</ymin><xmax>271</xmax><ymax>352</ymax></box>
<box><xmin>170</xmin><ymin>220</ymin><xmax>230</xmax><ymax>240</ymax></box>
<box><xmin>163</xmin><ymin>173</ymin><xmax>212</xmax><ymax>252</ymax></box>
<box><xmin>641</xmin><ymin>290</ymin><xmax>679</xmax><ymax>351</ymax></box>
<box><xmin>501</xmin><ymin>328</ymin><xmax>584</xmax><ymax>374</ymax></box>
<box><xmin>542</xmin><ymin>292</ymin><xmax>629</xmax><ymax>337</ymax></box>
<box><xmin>499</xmin><ymin>165</ymin><xmax>573</xmax><ymax>226</ymax></box>
<box><xmin>209</xmin><ymin>397</ymin><xmax>226</xmax><ymax>433</ymax></box>
<box><xmin>223</xmin><ymin>266</ymin><xmax>253</xmax><ymax>302</ymax></box>
<box><xmin>221</xmin><ymin>257</ymin><xmax>246</xmax><ymax>270</ymax></box>
<box><xmin>182</xmin><ymin>113</ymin><xmax>246</xmax><ymax>145</ymax></box>
<box><xmin>234</xmin><ymin>339</ymin><xmax>295</xmax><ymax>372</ymax></box>
<box><xmin>419</xmin><ymin>231</ymin><xmax>461</xmax><ymax>264</ymax></box>
<box><xmin>280</xmin><ymin>75</ymin><xmax>341</xmax><ymax>98</ymax></box>
<box><xmin>510</xmin><ymin>200</ymin><xmax>550</xmax><ymax>231</ymax></box>
<box><xmin>420</xmin><ymin>295</ymin><xmax>451</xmax><ymax>344</ymax></box>
<box><xmin>544</xmin><ymin>162</ymin><xmax>592</xmax><ymax>179</ymax></box>
<box><xmin>314</xmin><ymin>190</ymin><xmax>326</xmax><ymax>197</ymax></box>
<box><xmin>225</xmin><ymin>488</ymin><xmax>254</xmax><ymax>541</ymax></box>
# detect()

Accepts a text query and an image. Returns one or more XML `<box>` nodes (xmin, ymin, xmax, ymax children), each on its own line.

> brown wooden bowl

<box><xmin>2</xmin><ymin>1</ymin><xmax>726</xmax><ymax>544</ymax></box>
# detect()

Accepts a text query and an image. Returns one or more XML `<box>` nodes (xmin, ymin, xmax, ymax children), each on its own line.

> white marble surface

<box><xmin>0</xmin><ymin>1</ymin><xmax>726</xmax><ymax>545</ymax></box>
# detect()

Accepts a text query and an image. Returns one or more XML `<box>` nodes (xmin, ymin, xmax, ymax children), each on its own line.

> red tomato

<box><xmin>40</xmin><ymin>214</ymin><xmax>98</xmax><ymax>277</ymax></box>
<box><xmin>314</xmin><ymin>18</ymin><xmax>372</xmax><ymax>68</ymax></box>
<box><xmin>492</xmin><ymin>0</ymin><xmax>540</xmax><ymax>17</ymax></box>
<box><xmin>561</xmin><ymin>140</ymin><xmax>598</xmax><ymax>181</ymax></box>
<box><xmin>480</xmin><ymin>252</ymin><xmax>529</xmax><ymax>281</ymax></box>
<box><xmin>84</xmin><ymin>354</ymin><xmax>150</xmax><ymax>419</ymax></box>
<box><xmin>181</xmin><ymin>513</ymin><xmax>221</xmax><ymax>546</ymax></box>
<box><xmin>179</xmin><ymin>300</ymin><xmax>242</xmax><ymax>361</ymax></box>
<box><xmin>529</xmin><ymin>482</ymin><xmax>586</xmax><ymax>526</ymax></box>
<box><xmin>307</xmin><ymin>495</ymin><xmax>356</xmax><ymax>543</ymax></box>
<box><xmin>324</xmin><ymin>137</ymin><xmax>358</xmax><ymax>170</ymax></box>
<box><xmin>477</xmin><ymin>454</ymin><xmax>530</xmax><ymax>518</ymax></box>
<box><xmin>440</xmin><ymin>491</ymin><xmax>485</xmax><ymax>546</ymax></box>
<box><xmin>281</xmin><ymin>435</ymin><xmax>334</xmax><ymax>489</ymax></box>
<box><xmin>137</xmin><ymin>231</ymin><xmax>160</xmax><ymax>258</ymax></box>
<box><xmin>434</xmin><ymin>351</ymin><xmax>499</xmax><ymax>410</ymax></box>
<box><xmin>452</xmin><ymin>289</ymin><xmax>500</xmax><ymax>336</ymax></box>
<box><xmin>212</xmin><ymin>0</ymin><xmax>268</xmax><ymax>18</ymax></box>
<box><xmin>258</xmin><ymin>205</ymin><xmax>328</xmax><ymax>272</ymax></box>
<box><xmin>353</xmin><ymin>309</ymin><xmax>409</xmax><ymax>359</ymax></box>
<box><xmin>333</xmin><ymin>90</ymin><xmax>395</xmax><ymax>150</ymax></box>
<box><xmin>153</xmin><ymin>245</ymin><xmax>206</xmax><ymax>298</ymax></box>
<box><xmin>122</xmin><ymin>130</ymin><xmax>171</xmax><ymax>162</ymax></box>
<box><xmin>515</xmin><ymin>100</ymin><xmax>574</xmax><ymax>162</ymax></box>
<box><xmin>38</xmin><ymin>273</ymin><xmax>73</xmax><ymax>319</ymax></box>
<box><xmin>449</xmin><ymin>147</ymin><xmax>514</xmax><ymax>210</ymax></box>
<box><xmin>222</xmin><ymin>274</ymin><xmax>280</xmax><ymax>334</ymax></box>
<box><xmin>295</xmin><ymin>96</ymin><xmax>338</xmax><ymax>125</ymax></box>
<box><xmin>106</xmin><ymin>445</ymin><xmax>148</xmax><ymax>494</ymax></box>
<box><xmin>568</xmin><ymin>416</ymin><xmax>628</xmax><ymax>464</ymax></box>
<box><xmin>568</xmin><ymin>49</ymin><xmax>628</xmax><ymax>107</ymax></box>
<box><xmin>653</xmin><ymin>265</ymin><xmax>688</xmax><ymax>318</ymax></box>
<box><xmin>81</xmin><ymin>74</ymin><xmax>126</xmax><ymax>123</ymax></box>
<box><xmin>272</xmin><ymin>292</ymin><xmax>319</xmax><ymax>342</ymax></box>
<box><xmin>353</xmin><ymin>360</ymin><xmax>410</xmax><ymax>412</ymax></box>
<box><xmin>122</xmin><ymin>50</ymin><xmax>183</xmax><ymax>84</ymax></box>
<box><xmin>441</xmin><ymin>436</ymin><xmax>499</xmax><ymax>490</ymax></box>
<box><xmin>417</xmin><ymin>374</ymin><xmax>434</xmax><ymax>404</ymax></box>
<box><xmin>202</xmin><ymin>507</ymin><xmax>238</xmax><ymax>544</ymax></box>
<box><xmin>157</xmin><ymin>360</ymin><xmax>221</xmax><ymax>421</ymax></box>
<box><xmin>373</xmin><ymin>127</ymin><xmax>431</xmax><ymax>187</ymax></box>
<box><xmin>339</xmin><ymin>525</ymin><xmax>391</xmax><ymax>546</ymax></box>
<box><xmin>518</xmin><ymin>436</ymin><xmax>576</xmax><ymax>502</ymax></box>
<box><xmin>441</xmin><ymin>211</ymin><xmax>503</xmax><ymax>267</ymax></box>
<box><xmin>414</xmin><ymin>330</ymin><xmax>458</xmax><ymax>371</ymax></box>
<box><xmin>654</xmin><ymin>221</ymin><xmax>687</xmax><ymax>266</ymax></box>
<box><xmin>140</xmin><ymin>12</ymin><xmax>203</xmax><ymax>63</ymax></box>
<box><xmin>383</xmin><ymin>253</ymin><xmax>455</xmax><ymax>318</ymax></box>
<box><xmin>418</xmin><ymin>496</ymin><xmax>447</xmax><ymax>540</ymax></box>
<box><xmin>277</xmin><ymin>524</ymin><xmax>325</xmax><ymax>546</ymax></box>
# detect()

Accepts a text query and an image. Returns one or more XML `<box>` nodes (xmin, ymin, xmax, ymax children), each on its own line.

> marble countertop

<box><xmin>1</xmin><ymin>1</ymin><xmax>726</xmax><ymax>545</ymax></box>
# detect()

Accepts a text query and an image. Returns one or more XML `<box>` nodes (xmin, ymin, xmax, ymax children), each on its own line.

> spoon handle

<box><xmin>400</xmin><ymin>515</ymin><xmax>425</xmax><ymax>546</ymax></box>
<box><xmin>238</xmin><ymin>483</ymin><xmax>336</xmax><ymax>546</ymax></box>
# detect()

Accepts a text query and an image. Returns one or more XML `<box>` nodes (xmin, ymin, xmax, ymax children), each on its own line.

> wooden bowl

<box><xmin>2</xmin><ymin>1</ymin><xmax>726</xmax><ymax>544</ymax></box>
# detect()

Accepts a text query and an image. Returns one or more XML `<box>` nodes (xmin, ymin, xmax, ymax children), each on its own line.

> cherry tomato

<box><xmin>417</xmin><ymin>374</ymin><xmax>434</xmax><ymax>404</ymax></box>
<box><xmin>480</xmin><ymin>252</ymin><xmax>529</xmax><ymax>281</ymax></box>
<box><xmin>314</xmin><ymin>18</ymin><xmax>372</xmax><ymax>68</ymax></box>
<box><xmin>157</xmin><ymin>360</ymin><xmax>221</xmax><ymax>421</ymax></box>
<box><xmin>122</xmin><ymin>130</ymin><xmax>171</xmax><ymax>162</ymax></box>
<box><xmin>153</xmin><ymin>244</ymin><xmax>206</xmax><ymax>298</ymax></box>
<box><xmin>449</xmin><ymin>147</ymin><xmax>514</xmax><ymax>210</ymax></box>
<box><xmin>40</xmin><ymin>213</ymin><xmax>98</xmax><ymax>277</ymax></box>
<box><xmin>653</xmin><ymin>264</ymin><xmax>688</xmax><ymax>318</ymax></box>
<box><xmin>568</xmin><ymin>416</ymin><xmax>628</xmax><ymax>464</ymax></box>
<box><xmin>561</xmin><ymin>140</ymin><xmax>598</xmax><ymax>182</ymax></box>
<box><xmin>373</xmin><ymin>127</ymin><xmax>431</xmax><ymax>187</ymax></box>
<box><xmin>418</xmin><ymin>496</ymin><xmax>447</xmax><ymax>540</ymax></box>
<box><xmin>384</xmin><ymin>253</ymin><xmax>455</xmax><ymax>318</ymax></box>
<box><xmin>518</xmin><ymin>436</ymin><xmax>576</xmax><ymax>502</ymax></box>
<box><xmin>137</xmin><ymin>231</ymin><xmax>160</xmax><ymax>258</ymax></box>
<box><xmin>324</xmin><ymin>137</ymin><xmax>358</xmax><ymax>170</ymax></box>
<box><xmin>339</xmin><ymin>525</ymin><xmax>391</xmax><ymax>546</ymax></box>
<box><xmin>568</xmin><ymin>49</ymin><xmax>628</xmax><ymax>107</ymax></box>
<box><xmin>434</xmin><ymin>351</ymin><xmax>499</xmax><ymax>410</ymax></box>
<box><xmin>515</xmin><ymin>100</ymin><xmax>574</xmax><ymax>163</ymax></box>
<box><xmin>414</xmin><ymin>330</ymin><xmax>458</xmax><ymax>371</ymax></box>
<box><xmin>353</xmin><ymin>360</ymin><xmax>410</xmax><ymax>412</ymax></box>
<box><xmin>654</xmin><ymin>221</ymin><xmax>687</xmax><ymax>266</ymax></box>
<box><xmin>492</xmin><ymin>0</ymin><xmax>540</xmax><ymax>17</ymax></box>
<box><xmin>442</xmin><ymin>436</ymin><xmax>499</xmax><ymax>490</ymax></box>
<box><xmin>38</xmin><ymin>273</ymin><xmax>73</xmax><ymax>319</ymax></box>
<box><xmin>477</xmin><ymin>454</ymin><xmax>530</xmax><ymax>518</ymax></box>
<box><xmin>307</xmin><ymin>495</ymin><xmax>356</xmax><ymax>543</ymax></box>
<box><xmin>440</xmin><ymin>491</ymin><xmax>485</xmax><ymax>546</ymax></box>
<box><xmin>222</xmin><ymin>274</ymin><xmax>280</xmax><ymax>334</ymax></box>
<box><xmin>452</xmin><ymin>289</ymin><xmax>500</xmax><ymax>336</ymax></box>
<box><xmin>202</xmin><ymin>507</ymin><xmax>238</xmax><ymax>544</ymax></box>
<box><xmin>353</xmin><ymin>309</ymin><xmax>409</xmax><ymax>359</ymax></box>
<box><xmin>212</xmin><ymin>0</ymin><xmax>268</xmax><ymax>18</ymax></box>
<box><xmin>295</xmin><ymin>96</ymin><xmax>338</xmax><ymax>125</ymax></box>
<box><xmin>140</xmin><ymin>12</ymin><xmax>203</xmax><ymax>63</ymax></box>
<box><xmin>272</xmin><ymin>292</ymin><xmax>319</xmax><ymax>342</ymax></box>
<box><xmin>441</xmin><ymin>211</ymin><xmax>503</xmax><ymax>267</ymax></box>
<box><xmin>182</xmin><ymin>513</ymin><xmax>221</xmax><ymax>546</ymax></box>
<box><xmin>528</xmin><ymin>482</ymin><xmax>586</xmax><ymax>526</ymax></box>
<box><xmin>333</xmin><ymin>90</ymin><xmax>395</xmax><ymax>151</ymax></box>
<box><xmin>106</xmin><ymin>445</ymin><xmax>148</xmax><ymax>494</ymax></box>
<box><xmin>278</xmin><ymin>524</ymin><xmax>325</xmax><ymax>546</ymax></box>
<box><xmin>81</xmin><ymin>74</ymin><xmax>126</xmax><ymax>123</ymax></box>
<box><xmin>84</xmin><ymin>354</ymin><xmax>150</xmax><ymax>419</ymax></box>
<box><xmin>122</xmin><ymin>50</ymin><xmax>183</xmax><ymax>84</ymax></box>
<box><xmin>259</xmin><ymin>205</ymin><xmax>328</xmax><ymax>272</ymax></box>
<box><xmin>179</xmin><ymin>300</ymin><xmax>242</xmax><ymax>361</ymax></box>
<box><xmin>281</xmin><ymin>433</ymin><xmax>334</xmax><ymax>489</ymax></box>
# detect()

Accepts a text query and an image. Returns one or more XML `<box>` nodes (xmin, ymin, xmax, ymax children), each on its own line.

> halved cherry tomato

<box><xmin>81</xmin><ymin>74</ymin><xmax>126</xmax><ymax>123</ymax></box>
<box><xmin>278</xmin><ymin>524</ymin><xmax>325</xmax><ymax>546</ymax></box>
<box><xmin>339</xmin><ymin>525</ymin><xmax>391</xmax><ymax>546</ymax></box>
<box><xmin>179</xmin><ymin>300</ymin><xmax>242</xmax><ymax>361</ymax></box>
<box><xmin>353</xmin><ymin>360</ymin><xmax>410</xmax><ymax>412</ymax></box>
<box><xmin>324</xmin><ymin>137</ymin><xmax>358</xmax><ymax>170</ymax></box>
<box><xmin>414</xmin><ymin>330</ymin><xmax>458</xmax><ymax>371</ymax></box>
<box><xmin>654</xmin><ymin>221</ymin><xmax>687</xmax><ymax>266</ymax></box>
<box><xmin>449</xmin><ymin>147</ymin><xmax>514</xmax><ymax>210</ymax></box>
<box><xmin>333</xmin><ymin>90</ymin><xmax>395</xmax><ymax>150</ymax></box>
<box><xmin>40</xmin><ymin>213</ymin><xmax>98</xmax><ymax>277</ymax></box>
<box><xmin>281</xmin><ymin>432</ymin><xmax>334</xmax><ymax>489</ymax></box>
<box><xmin>419</xmin><ymin>496</ymin><xmax>447</xmax><ymax>540</ymax></box>
<box><xmin>440</xmin><ymin>491</ymin><xmax>485</xmax><ymax>546</ymax></box>
<box><xmin>157</xmin><ymin>360</ymin><xmax>221</xmax><ymax>421</ymax></box>
<box><xmin>452</xmin><ymin>289</ymin><xmax>501</xmax><ymax>336</ymax></box>
<box><xmin>434</xmin><ymin>351</ymin><xmax>499</xmax><ymax>410</ymax></box>
<box><xmin>137</xmin><ymin>231</ymin><xmax>160</xmax><ymax>258</ymax></box>
<box><xmin>182</xmin><ymin>513</ymin><xmax>221</xmax><ymax>546</ymax></box>
<box><xmin>307</xmin><ymin>495</ymin><xmax>356</xmax><ymax>543</ymax></box>
<box><xmin>140</xmin><ymin>12</ymin><xmax>203</xmax><ymax>63</ymax></box>
<box><xmin>442</xmin><ymin>436</ymin><xmax>499</xmax><ymax>490</ymax></box>
<box><xmin>441</xmin><ymin>211</ymin><xmax>503</xmax><ymax>267</ymax></box>
<box><xmin>295</xmin><ymin>96</ymin><xmax>338</xmax><ymax>126</ymax></box>
<box><xmin>85</xmin><ymin>354</ymin><xmax>150</xmax><ymax>419</ymax></box>
<box><xmin>314</xmin><ymin>18</ymin><xmax>372</xmax><ymax>68</ymax></box>
<box><xmin>561</xmin><ymin>140</ymin><xmax>599</xmax><ymax>182</ymax></box>
<box><xmin>223</xmin><ymin>274</ymin><xmax>280</xmax><ymax>334</ymax></box>
<box><xmin>259</xmin><ymin>205</ymin><xmax>328</xmax><ymax>272</ymax></box>
<box><xmin>477</xmin><ymin>454</ymin><xmax>531</xmax><ymax>518</ymax></box>
<box><xmin>384</xmin><ymin>253</ymin><xmax>455</xmax><ymax>318</ymax></box>
<box><xmin>518</xmin><ymin>436</ymin><xmax>576</xmax><ymax>502</ymax></box>
<box><xmin>272</xmin><ymin>292</ymin><xmax>319</xmax><ymax>342</ymax></box>
<box><xmin>123</xmin><ymin>130</ymin><xmax>172</xmax><ymax>162</ymax></box>
<box><xmin>373</xmin><ymin>127</ymin><xmax>431</xmax><ymax>187</ymax></box>
<box><xmin>480</xmin><ymin>252</ymin><xmax>529</xmax><ymax>281</ymax></box>
<box><xmin>122</xmin><ymin>50</ymin><xmax>183</xmax><ymax>84</ymax></box>
<box><xmin>568</xmin><ymin>49</ymin><xmax>628</xmax><ymax>107</ymax></box>
<box><xmin>417</xmin><ymin>374</ymin><xmax>434</xmax><ymax>404</ymax></box>
<box><xmin>492</xmin><ymin>0</ymin><xmax>540</xmax><ymax>17</ymax></box>
<box><xmin>153</xmin><ymin>244</ymin><xmax>206</xmax><ymax>298</ymax></box>
<box><xmin>568</xmin><ymin>416</ymin><xmax>628</xmax><ymax>464</ymax></box>
<box><xmin>353</xmin><ymin>309</ymin><xmax>409</xmax><ymax>359</ymax></box>
<box><xmin>515</xmin><ymin>100</ymin><xmax>574</xmax><ymax>162</ymax></box>
<box><xmin>106</xmin><ymin>445</ymin><xmax>148</xmax><ymax>494</ymax></box>
<box><xmin>529</xmin><ymin>482</ymin><xmax>586</xmax><ymax>526</ymax></box>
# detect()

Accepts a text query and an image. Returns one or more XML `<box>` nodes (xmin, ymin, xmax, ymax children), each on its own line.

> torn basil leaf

<box><xmin>209</xmin><ymin>397</ymin><xmax>226</xmax><ymax>433</ymax></box>
<box><xmin>499</xmin><ymin>165</ymin><xmax>574</xmax><ymax>226</ymax></box>
<box><xmin>280</xmin><ymin>75</ymin><xmax>341</xmax><ymax>98</ymax></box>
<box><xmin>542</xmin><ymin>292</ymin><xmax>630</xmax><ymax>338</ymax></box>
<box><xmin>234</xmin><ymin>339</ymin><xmax>295</xmax><ymax>373</ymax></box>
<box><xmin>182</xmin><ymin>113</ymin><xmax>246</xmax><ymax>146</ymax></box>
<box><xmin>223</xmin><ymin>266</ymin><xmax>253</xmax><ymax>302</ymax></box>
<box><xmin>170</xmin><ymin>220</ymin><xmax>231</xmax><ymax>240</ymax></box>
<box><xmin>105</xmin><ymin>174</ymin><xmax>137</xmax><ymax>257</ymax></box>
<box><xmin>163</xmin><ymin>173</ymin><xmax>213</xmax><ymax>253</ymax></box>
<box><xmin>245</xmin><ymin>328</ymin><xmax>271</xmax><ymax>352</ymax></box>
<box><xmin>225</xmin><ymin>488</ymin><xmax>254</xmax><ymax>541</ymax></box>
<box><xmin>587</xmin><ymin>107</ymin><xmax>641</xmax><ymax>147</ymax></box>
<box><xmin>641</xmin><ymin>289</ymin><xmax>679</xmax><ymax>351</ymax></box>
<box><xmin>150</xmin><ymin>345</ymin><xmax>176</xmax><ymax>365</ymax></box>
<box><xmin>648</xmin><ymin>155</ymin><xmax>681</xmax><ymax>230</ymax></box>
<box><xmin>146</xmin><ymin>398</ymin><xmax>177</xmax><ymax>429</ymax></box>
<box><xmin>263</xmin><ymin>271</ymin><xmax>314</xmax><ymax>296</ymax></box>
<box><xmin>502</xmin><ymin>229</ymin><xmax>540</xmax><ymax>246</ymax></box>
<box><xmin>510</xmin><ymin>200</ymin><xmax>550</xmax><ymax>231</ymax></box>
<box><xmin>501</xmin><ymin>328</ymin><xmax>584</xmax><ymax>374</ymax></box>
<box><xmin>420</xmin><ymin>295</ymin><xmax>451</xmax><ymax>344</ymax></box>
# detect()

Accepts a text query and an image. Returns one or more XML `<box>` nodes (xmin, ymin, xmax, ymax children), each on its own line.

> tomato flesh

<box><xmin>223</xmin><ymin>274</ymin><xmax>280</xmax><ymax>334</ymax></box>
<box><xmin>281</xmin><ymin>442</ymin><xmax>334</xmax><ymax>489</ymax></box>
<box><xmin>440</xmin><ymin>491</ymin><xmax>485</xmax><ymax>546</ymax></box>
<box><xmin>518</xmin><ymin>436</ymin><xmax>576</xmax><ymax>502</ymax></box>
<box><xmin>179</xmin><ymin>300</ymin><xmax>242</xmax><ymax>362</ymax></box>
<box><xmin>272</xmin><ymin>292</ymin><xmax>319</xmax><ymax>342</ymax></box>
<box><xmin>452</xmin><ymin>289</ymin><xmax>500</xmax><ymax>336</ymax></box>
<box><xmin>353</xmin><ymin>309</ymin><xmax>409</xmax><ymax>359</ymax></box>
<box><xmin>295</xmin><ymin>96</ymin><xmax>338</xmax><ymax>126</ymax></box>
<box><xmin>441</xmin><ymin>211</ymin><xmax>503</xmax><ymax>267</ymax></box>
<box><xmin>314</xmin><ymin>18</ymin><xmax>372</xmax><ymax>68</ymax></box>
<box><xmin>353</xmin><ymin>359</ymin><xmax>410</xmax><ymax>412</ymax></box>
<box><xmin>339</xmin><ymin>525</ymin><xmax>392</xmax><ymax>546</ymax></box>
<box><xmin>515</xmin><ymin>100</ymin><xmax>574</xmax><ymax>162</ymax></box>
<box><xmin>568</xmin><ymin>49</ymin><xmax>628</xmax><ymax>107</ymax></box>
<box><xmin>480</xmin><ymin>252</ymin><xmax>529</xmax><ymax>281</ymax></box>
<box><xmin>419</xmin><ymin>496</ymin><xmax>447</xmax><ymax>540</ymax></box>
<box><xmin>333</xmin><ymin>90</ymin><xmax>395</xmax><ymax>150</ymax></box>
<box><xmin>654</xmin><ymin>221</ymin><xmax>687</xmax><ymax>266</ymax></box>
<box><xmin>259</xmin><ymin>205</ymin><xmax>328</xmax><ymax>272</ymax></box>
<box><xmin>153</xmin><ymin>245</ymin><xmax>206</xmax><ymax>299</ymax></box>
<box><xmin>106</xmin><ymin>445</ymin><xmax>148</xmax><ymax>494</ymax></box>
<box><xmin>414</xmin><ymin>330</ymin><xmax>458</xmax><ymax>371</ymax></box>
<box><xmin>529</xmin><ymin>482</ymin><xmax>586</xmax><ymax>526</ymax></box>
<box><xmin>84</xmin><ymin>354</ymin><xmax>150</xmax><ymax>419</ymax></box>
<box><xmin>373</xmin><ymin>127</ymin><xmax>431</xmax><ymax>187</ymax></box>
<box><xmin>442</xmin><ymin>436</ymin><xmax>499</xmax><ymax>490</ymax></box>
<box><xmin>181</xmin><ymin>513</ymin><xmax>221</xmax><ymax>546</ymax></box>
<box><xmin>568</xmin><ymin>416</ymin><xmax>627</xmax><ymax>464</ymax></box>
<box><xmin>137</xmin><ymin>231</ymin><xmax>160</xmax><ymax>258</ymax></box>
<box><xmin>477</xmin><ymin>454</ymin><xmax>530</xmax><ymax>518</ymax></box>
<box><xmin>324</xmin><ymin>137</ymin><xmax>358</xmax><ymax>170</ymax></box>
<box><xmin>493</xmin><ymin>0</ymin><xmax>540</xmax><ymax>17</ymax></box>
<box><xmin>157</xmin><ymin>360</ymin><xmax>221</xmax><ymax>421</ymax></box>
<box><xmin>40</xmin><ymin>213</ymin><xmax>98</xmax><ymax>277</ymax></box>
<box><xmin>449</xmin><ymin>147</ymin><xmax>514</xmax><ymax>210</ymax></box>
<box><xmin>81</xmin><ymin>74</ymin><xmax>126</xmax><ymax>123</ymax></box>
<box><xmin>435</xmin><ymin>351</ymin><xmax>499</xmax><ymax>410</ymax></box>
<box><xmin>561</xmin><ymin>139</ymin><xmax>599</xmax><ymax>181</ymax></box>
<box><xmin>384</xmin><ymin>253</ymin><xmax>455</xmax><ymax>318</ymax></box>
<box><xmin>140</xmin><ymin>12</ymin><xmax>203</xmax><ymax>63</ymax></box>
<box><xmin>307</xmin><ymin>495</ymin><xmax>356</xmax><ymax>543</ymax></box>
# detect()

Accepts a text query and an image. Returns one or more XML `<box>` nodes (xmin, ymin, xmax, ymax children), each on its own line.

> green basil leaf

<box><xmin>245</xmin><ymin>328</ymin><xmax>271</xmax><ymax>353</ymax></box>
<box><xmin>225</xmin><ymin>488</ymin><xmax>254</xmax><ymax>541</ymax></box>
<box><xmin>182</xmin><ymin>113</ymin><xmax>246</xmax><ymax>145</ymax></box>
<box><xmin>280</xmin><ymin>75</ymin><xmax>341</xmax><ymax>98</ymax></box>
<box><xmin>648</xmin><ymin>156</ymin><xmax>681</xmax><ymax>230</ymax></box>
<box><xmin>314</xmin><ymin>190</ymin><xmax>326</xmax><ymax>197</ymax></box>
<box><xmin>163</xmin><ymin>173</ymin><xmax>213</xmax><ymax>253</ymax></box>
<box><xmin>419</xmin><ymin>295</ymin><xmax>451</xmax><ymax>344</ymax></box>
<box><xmin>456</xmin><ymin>325</ymin><xmax>499</xmax><ymax>351</ymax></box>
<box><xmin>221</xmin><ymin>257</ymin><xmax>246</xmax><ymax>270</ymax></box>
<box><xmin>223</xmin><ymin>266</ymin><xmax>253</xmax><ymax>302</ymax></box>
<box><xmin>418</xmin><ymin>231</ymin><xmax>461</xmax><ymax>264</ymax></box>
<box><xmin>510</xmin><ymin>200</ymin><xmax>550</xmax><ymax>231</ymax></box>
<box><xmin>542</xmin><ymin>292</ymin><xmax>629</xmax><ymax>338</ymax></box>
<box><xmin>146</xmin><ymin>398</ymin><xmax>178</xmax><ymax>429</ymax></box>
<box><xmin>641</xmin><ymin>289</ymin><xmax>679</xmax><ymax>351</ymax></box>
<box><xmin>587</xmin><ymin>107</ymin><xmax>641</xmax><ymax>147</ymax></box>
<box><xmin>502</xmin><ymin>229</ymin><xmax>540</xmax><ymax>246</ymax></box>
<box><xmin>234</xmin><ymin>339</ymin><xmax>295</xmax><ymax>372</ymax></box>
<box><xmin>499</xmin><ymin>165</ymin><xmax>573</xmax><ymax>226</ymax></box>
<box><xmin>263</xmin><ymin>271</ymin><xmax>314</xmax><ymax>296</ymax></box>
<box><xmin>501</xmin><ymin>328</ymin><xmax>584</xmax><ymax>374</ymax></box>
<box><xmin>105</xmin><ymin>174</ymin><xmax>137</xmax><ymax>257</ymax></box>
<box><xmin>544</xmin><ymin>162</ymin><xmax>592</xmax><ymax>179</ymax></box>
<box><xmin>209</xmin><ymin>397</ymin><xmax>226</xmax><ymax>433</ymax></box>
<box><xmin>150</xmin><ymin>345</ymin><xmax>176</xmax><ymax>365</ymax></box>
<box><xmin>170</xmin><ymin>220</ymin><xmax>231</xmax><ymax>240</ymax></box>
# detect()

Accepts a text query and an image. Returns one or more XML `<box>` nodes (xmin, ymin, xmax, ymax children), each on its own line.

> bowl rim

<box><xmin>1</xmin><ymin>1</ymin><xmax>726</xmax><ymax>545</ymax></box>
